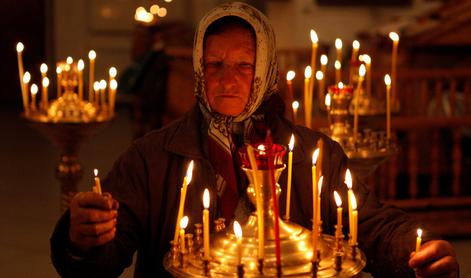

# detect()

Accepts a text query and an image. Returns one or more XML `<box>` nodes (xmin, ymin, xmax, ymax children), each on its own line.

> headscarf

<box><xmin>193</xmin><ymin>2</ymin><xmax>280</xmax><ymax>219</ymax></box>
<box><xmin>193</xmin><ymin>2</ymin><xmax>279</xmax><ymax>148</ymax></box>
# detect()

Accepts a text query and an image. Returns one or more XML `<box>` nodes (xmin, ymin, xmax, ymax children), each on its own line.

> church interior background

<box><xmin>0</xmin><ymin>0</ymin><xmax>470</xmax><ymax>277</ymax></box>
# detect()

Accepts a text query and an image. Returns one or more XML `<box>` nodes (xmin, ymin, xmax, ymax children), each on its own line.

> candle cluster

<box><xmin>16</xmin><ymin>43</ymin><xmax>118</xmax><ymax>121</ymax></box>
<box><xmin>284</xmin><ymin>30</ymin><xmax>400</xmax><ymax>143</ymax></box>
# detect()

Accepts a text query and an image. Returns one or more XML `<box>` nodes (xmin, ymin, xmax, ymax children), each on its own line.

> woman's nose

<box><xmin>219</xmin><ymin>65</ymin><xmax>237</xmax><ymax>87</ymax></box>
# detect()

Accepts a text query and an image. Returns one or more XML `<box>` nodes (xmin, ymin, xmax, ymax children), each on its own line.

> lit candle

<box><xmin>173</xmin><ymin>161</ymin><xmax>194</xmax><ymax>243</ymax></box>
<box><xmin>108</xmin><ymin>67</ymin><xmax>117</xmax><ymax>91</ymax></box>
<box><xmin>304</xmin><ymin>66</ymin><xmax>312</xmax><ymax>128</ymax></box>
<box><xmin>109</xmin><ymin>79</ymin><xmax>117</xmax><ymax>116</ymax></box>
<box><xmin>41</xmin><ymin>77</ymin><xmax>49</xmax><ymax>111</ymax></box>
<box><xmin>16</xmin><ymin>43</ymin><xmax>26</xmax><ymax>110</ymax></box>
<box><xmin>40</xmin><ymin>63</ymin><xmax>48</xmax><ymax>80</ymax></box>
<box><xmin>309</xmin><ymin>30</ymin><xmax>319</xmax><ymax>106</ymax></box>
<box><xmin>77</xmin><ymin>59</ymin><xmax>84</xmax><ymax>100</ymax></box>
<box><xmin>23</xmin><ymin>71</ymin><xmax>31</xmax><ymax>112</ymax></box>
<box><xmin>93</xmin><ymin>81</ymin><xmax>100</xmax><ymax>107</ymax></box>
<box><xmin>384</xmin><ymin>74</ymin><xmax>392</xmax><ymax>140</ymax></box>
<box><xmin>93</xmin><ymin>168</ymin><xmax>102</xmax><ymax>194</ymax></box>
<box><xmin>99</xmin><ymin>79</ymin><xmax>107</xmax><ymax>111</ymax></box>
<box><xmin>351</xmin><ymin>193</ymin><xmax>358</xmax><ymax>246</ymax></box>
<box><xmin>335</xmin><ymin>38</ymin><xmax>343</xmax><ymax>64</ymax></box>
<box><xmin>234</xmin><ymin>220</ymin><xmax>243</xmax><ymax>266</ymax></box>
<box><xmin>353</xmin><ymin>64</ymin><xmax>366</xmax><ymax>143</ymax></box>
<box><xmin>363</xmin><ymin>55</ymin><xmax>372</xmax><ymax>96</ymax></box>
<box><xmin>416</xmin><ymin>228</ymin><xmax>422</xmax><ymax>252</ymax></box>
<box><xmin>389</xmin><ymin>32</ymin><xmax>399</xmax><ymax>106</ymax></box>
<box><xmin>203</xmin><ymin>188</ymin><xmax>210</xmax><ymax>260</ymax></box>
<box><xmin>312</xmin><ymin>148</ymin><xmax>320</xmax><ymax>259</ymax></box>
<box><xmin>286</xmin><ymin>70</ymin><xmax>296</xmax><ymax>121</ymax></box>
<box><xmin>30</xmin><ymin>84</ymin><xmax>38</xmax><ymax>111</ymax></box>
<box><xmin>317</xmin><ymin>176</ymin><xmax>323</xmax><ymax>228</ymax></box>
<box><xmin>335</xmin><ymin>60</ymin><xmax>341</xmax><ymax>84</ymax></box>
<box><xmin>315</xmin><ymin>71</ymin><xmax>323</xmax><ymax>91</ymax></box>
<box><xmin>88</xmin><ymin>50</ymin><xmax>96</xmax><ymax>101</ymax></box>
<box><xmin>292</xmin><ymin>101</ymin><xmax>299</xmax><ymax>125</ymax></box>
<box><xmin>56</xmin><ymin>66</ymin><xmax>62</xmax><ymax>98</ymax></box>
<box><xmin>345</xmin><ymin>169</ymin><xmax>354</xmax><ymax>240</ymax></box>
<box><xmin>285</xmin><ymin>134</ymin><xmax>295</xmax><ymax>221</ymax></box>
<box><xmin>246</xmin><ymin>145</ymin><xmax>264</xmax><ymax>260</ymax></box>
<box><xmin>325</xmin><ymin>93</ymin><xmax>331</xmax><ymax>126</ymax></box>
<box><xmin>349</xmin><ymin>40</ymin><xmax>360</xmax><ymax>84</ymax></box>
<box><xmin>334</xmin><ymin>191</ymin><xmax>343</xmax><ymax>237</ymax></box>
<box><xmin>179</xmin><ymin>216</ymin><xmax>189</xmax><ymax>251</ymax></box>
<box><xmin>66</xmin><ymin>56</ymin><xmax>73</xmax><ymax>65</ymax></box>
<box><xmin>320</xmin><ymin>55</ymin><xmax>328</xmax><ymax>97</ymax></box>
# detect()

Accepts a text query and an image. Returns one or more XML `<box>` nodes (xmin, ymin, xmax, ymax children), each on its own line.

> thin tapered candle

<box><xmin>334</xmin><ymin>191</ymin><xmax>343</xmax><ymax>237</ymax></box>
<box><xmin>312</xmin><ymin>148</ymin><xmax>320</xmax><ymax>261</ymax></box>
<box><xmin>353</xmin><ymin>65</ymin><xmax>366</xmax><ymax>143</ymax></box>
<box><xmin>246</xmin><ymin>145</ymin><xmax>264</xmax><ymax>260</ymax></box>
<box><xmin>23</xmin><ymin>72</ymin><xmax>31</xmax><ymax>113</ymax></box>
<box><xmin>385</xmin><ymin>74</ymin><xmax>392</xmax><ymax>140</ymax></box>
<box><xmin>351</xmin><ymin>193</ymin><xmax>358</xmax><ymax>246</ymax></box>
<box><xmin>416</xmin><ymin>228</ymin><xmax>422</xmax><ymax>252</ymax></box>
<box><xmin>173</xmin><ymin>161</ymin><xmax>194</xmax><ymax>244</ymax></box>
<box><xmin>345</xmin><ymin>169</ymin><xmax>353</xmax><ymax>242</ymax></box>
<box><xmin>203</xmin><ymin>189</ymin><xmax>210</xmax><ymax>260</ymax></box>
<box><xmin>93</xmin><ymin>81</ymin><xmax>100</xmax><ymax>107</ymax></box>
<box><xmin>93</xmin><ymin>168</ymin><xmax>102</xmax><ymax>195</ymax></box>
<box><xmin>179</xmin><ymin>216</ymin><xmax>189</xmax><ymax>251</ymax></box>
<box><xmin>234</xmin><ymin>221</ymin><xmax>243</xmax><ymax>266</ymax></box>
<box><xmin>100</xmin><ymin>79</ymin><xmax>107</xmax><ymax>111</ymax></box>
<box><xmin>286</xmin><ymin>70</ymin><xmax>296</xmax><ymax>121</ymax></box>
<box><xmin>320</xmin><ymin>55</ymin><xmax>328</xmax><ymax>98</ymax></box>
<box><xmin>109</xmin><ymin>79</ymin><xmax>117</xmax><ymax>115</ymax></box>
<box><xmin>30</xmin><ymin>84</ymin><xmax>38</xmax><ymax>111</ymax></box>
<box><xmin>316</xmin><ymin>71</ymin><xmax>324</xmax><ymax>105</ymax></box>
<box><xmin>363</xmin><ymin>55</ymin><xmax>372</xmax><ymax>97</ymax></box>
<box><xmin>56</xmin><ymin>66</ymin><xmax>62</xmax><ymax>98</ymax></box>
<box><xmin>349</xmin><ymin>40</ymin><xmax>360</xmax><ymax>84</ymax></box>
<box><xmin>335</xmin><ymin>38</ymin><xmax>342</xmax><ymax>65</ymax></box>
<box><xmin>40</xmin><ymin>63</ymin><xmax>48</xmax><ymax>80</ymax></box>
<box><xmin>304</xmin><ymin>66</ymin><xmax>312</xmax><ymax>128</ymax></box>
<box><xmin>389</xmin><ymin>32</ymin><xmax>399</xmax><ymax>106</ymax></box>
<box><xmin>88</xmin><ymin>50</ymin><xmax>96</xmax><ymax>101</ymax></box>
<box><xmin>78</xmin><ymin>59</ymin><xmax>84</xmax><ymax>100</ymax></box>
<box><xmin>285</xmin><ymin>134</ymin><xmax>295</xmax><ymax>221</ymax></box>
<box><xmin>335</xmin><ymin>60</ymin><xmax>341</xmax><ymax>84</ymax></box>
<box><xmin>16</xmin><ymin>43</ymin><xmax>27</xmax><ymax>110</ymax></box>
<box><xmin>292</xmin><ymin>101</ymin><xmax>299</xmax><ymax>125</ymax></box>
<box><xmin>309</xmin><ymin>30</ymin><xmax>319</xmax><ymax>106</ymax></box>
<box><xmin>41</xmin><ymin>77</ymin><xmax>49</xmax><ymax>111</ymax></box>
<box><xmin>317</xmin><ymin>176</ymin><xmax>323</xmax><ymax>229</ymax></box>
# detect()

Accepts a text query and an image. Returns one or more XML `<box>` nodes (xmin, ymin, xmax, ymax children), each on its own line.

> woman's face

<box><xmin>203</xmin><ymin>26</ymin><xmax>255</xmax><ymax>116</ymax></box>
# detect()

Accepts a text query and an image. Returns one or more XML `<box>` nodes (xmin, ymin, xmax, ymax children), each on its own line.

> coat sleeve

<box><xmin>50</xmin><ymin>144</ymin><xmax>148</xmax><ymax>278</ymax></box>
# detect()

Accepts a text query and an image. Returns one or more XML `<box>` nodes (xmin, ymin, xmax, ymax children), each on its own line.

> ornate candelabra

<box><xmin>17</xmin><ymin>45</ymin><xmax>117</xmax><ymax>211</ymax></box>
<box><xmin>164</xmin><ymin>144</ymin><xmax>366</xmax><ymax>277</ymax></box>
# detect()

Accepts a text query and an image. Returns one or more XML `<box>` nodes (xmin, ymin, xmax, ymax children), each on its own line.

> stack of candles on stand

<box><xmin>285</xmin><ymin>30</ymin><xmax>401</xmax><ymax>145</ymax></box>
<box><xmin>16</xmin><ymin>42</ymin><xmax>118</xmax><ymax>121</ymax></box>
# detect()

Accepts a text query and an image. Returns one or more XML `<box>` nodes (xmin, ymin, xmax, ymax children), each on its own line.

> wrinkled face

<box><xmin>203</xmin><ymin>26</ymin><xmax>255</xmax><ymax>116</ymax></box>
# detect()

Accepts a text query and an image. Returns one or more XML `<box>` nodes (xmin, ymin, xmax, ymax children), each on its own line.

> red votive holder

<box><xmin>239</xmin><ymin>143</ymin><xmax>286</xmax><ymax>170</ymax></box>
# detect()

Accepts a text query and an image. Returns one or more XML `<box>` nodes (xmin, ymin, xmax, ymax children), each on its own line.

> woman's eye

<box><xmin>239</xmin><ymin>63</ymin><xmax>254</xmax><ymax>72</ymax></box>
<box><xmin>205</xmin><ymin>62</ymin><xmax>222</xmax><ymax>69</ymax></box>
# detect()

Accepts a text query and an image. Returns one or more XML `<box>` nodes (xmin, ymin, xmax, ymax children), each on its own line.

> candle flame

<box><xmin>351</xmin><ymin>193</ymin><xmax>357</xmax><ymax>210</ymax></box>
<box><xmin>288</xmin><ymin>134</ymin><xmax>295</xmax><ymax>151</ymax></box>
<box><xmin>157</xmin><ymin>7</ymin><xmax>167</xmax><ymax>17</ymax></box>
<box><xmin>150</xmin><ymin>4</ymin><xmax>160</xmax><ymax>14</ymax></box>
<box><xmin>16</xmin><ymin>42</ymin><xmax>24</xmax><ymax>53</ymax></box>
<box><xmin>358</xmin><ymin>55</ymin><xmax>364</xmax><ymax>62</ymax></box>
<box><xmin>88</xmin><ymin>50</ymin><xmax>96</xmax><ymax>60</ymax></box>
<box><xmin>135</xmin><ymin>7</ymin><xmax>154</xmax><ymax>23</ymax></box>
<box><xmin>292</xmin><ymin>100</ymin><xmax>299</xmax><ymax>110</ymax></box>
<box><xmin>334</xmin><ymin>60</ymin><xmax>341</xmax><ymax>70</ymax></box>
<box><xmin>362</xmin><ymin>54</ymin><xmax>371</xmax><ymax>65</ymax></box>
<box><xmin>23</xmin><ymin>72</ymin><xmax>31</xmax><ymax>84</ymax></box>
<box><xmin>320</xmin><ymin>54</ymin><xmax>328</xmax><ymax>65</ymax></box>
<box><xmin>257</xmin><ymin>144</ymin><xmax>266</xmax><ymax>151</ymax></box>
<box><xmin>304</xmin><ymin>66</ymin><xmax>312</xmax><ymax>79</ymax></box>
<box><xmin>186</xmin><ymin>160</ymin><xmax>194</xmax><ymax>184</ymax></box>
<box><xmin>384</xmin><ymin>74</ymin><xmax>391</xmax><ymax>86</ymax></box>
<box><xmin>417</xmin><ymin>228</ymin><xmax>423</xmax><ymax>238</ymax></box>
<box><xmin>352</xmin><ymin>40</ymin><xmax>360</xmax><ymax>50</ymax></box>
<box><xmin>109</xmin><ymin>67</ymin><xmax>117</xmax><ymax>78</ymax></box>
<box><xmin>315</xmin><ymin>70</ymin><xmax>323</xmax><ymax>81</ymax></box>
<box><xmin>338</xmin><ymin>82</ymin><xmax>344</xmax><ymax>89</ymax></box>
<box><xmin>110</xmin><ymin>79</ymin><xmax>118</xmax><ymax>90</ymax></box>
<box><xmin>42</xmin><ymin>77</ymin><xmax>49</xmax><ymax>87</ymax></box>
<box><xmin>56</xmin><ymin>66</ymin><xmax>62</xmax><ymax>74</ymax></box>
<box><xmin>334</xmin><ymin>191</ymin><xmax>342</xmax><ymax>207</ymax></box>
<box><xmin>94</xmin><ymin>168</ymin><xmax>99</xmax><ymax>177</ymax></box>
<box><xmin>286</xmin><ymin>70</ymin><xmax>295</xmax><ymax>81</ymax></box>
<box><xmin>77</xmin><ymin>59</ymin><xmax>84</xmax><ymax>71</ymax></box>
<box><xmin>233</xmin><ymin>220</ymin><xmax>242</xmax><ymax>239</ymax></box>
<box><xmin>335</xmin><ymin>38</ymin><xmax>342</xmax><ymax>50</ymax></box>
<box><xmin>66</xmin><ymin>56</ymin><xmax>73</xmax><ymax>65</ymax></box>
<box><xmin>40</xmin><ymin>63</ymin><xmax>48</xmax><ymax>74</ymax></box>
<box><xmin>389</xmin><ymin>32</ymin><xmax>399</xmax><ymax>42</ymax></box>
<box><xmin>31</xmin><ymin>84</ymin><xmax>38</xmax><ymax>95</ymax></box>
<box><xmin>318</xmin><ymin>176</ymin><xmax>324</xmax><ymax>196</ymax></box>
<box><xmin>93</xmin><ymin>81</ymin><xmax>100</xmax><ymax>92</ymax></box>
<box><xmin>325</xmin><ymin>93</ymin><xmax>331</xmax><ymax>107</ymax></box>
<box><xmin>310</xmin><ymin>30</ymin><xmax>319</xmax><ymax>44</ymax></box>
<box><xmin>312</xmin><ymin>148</ymin><xmax>320</xmax><ymax>165</ymax></box>
<box><xmin>359</xmin><ymin>64</ymin><xmax>366</xmax><ymax>77</ymax></box>
<box><xmin>99</xmin><ymin>79</ymin><xmax>107</xmax><ymax>90</ymax></box>
<box><xmin>203</xmin><ymin>188</ymin><xmax>210</xmax><ymax>209</ymax></box>
<box><xmin>345</xmin><ymin>169</ymin><xmax>352</xmax><ymax>189</ymax></box>
<box><xmin>180</xmin><ymin>216</ymin><xmax>189</xmax><ymax>229</ymax></box>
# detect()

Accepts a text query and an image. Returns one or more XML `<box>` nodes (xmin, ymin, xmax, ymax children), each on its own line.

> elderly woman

<box><xmin>50</xmin><ymin>3</ymin><xmax>458</xmax><ymax>278</ymax></box>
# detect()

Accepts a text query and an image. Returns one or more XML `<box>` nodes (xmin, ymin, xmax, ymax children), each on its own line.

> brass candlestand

<box><xmin>20</xmin><ymin>57</ymin><xmax>116</xmax><ymax>212</ymax></box>
<box><xmin>164</xmin><ymin>144</ymin><xmax>366</xmax><ymax>277</ymax></box>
